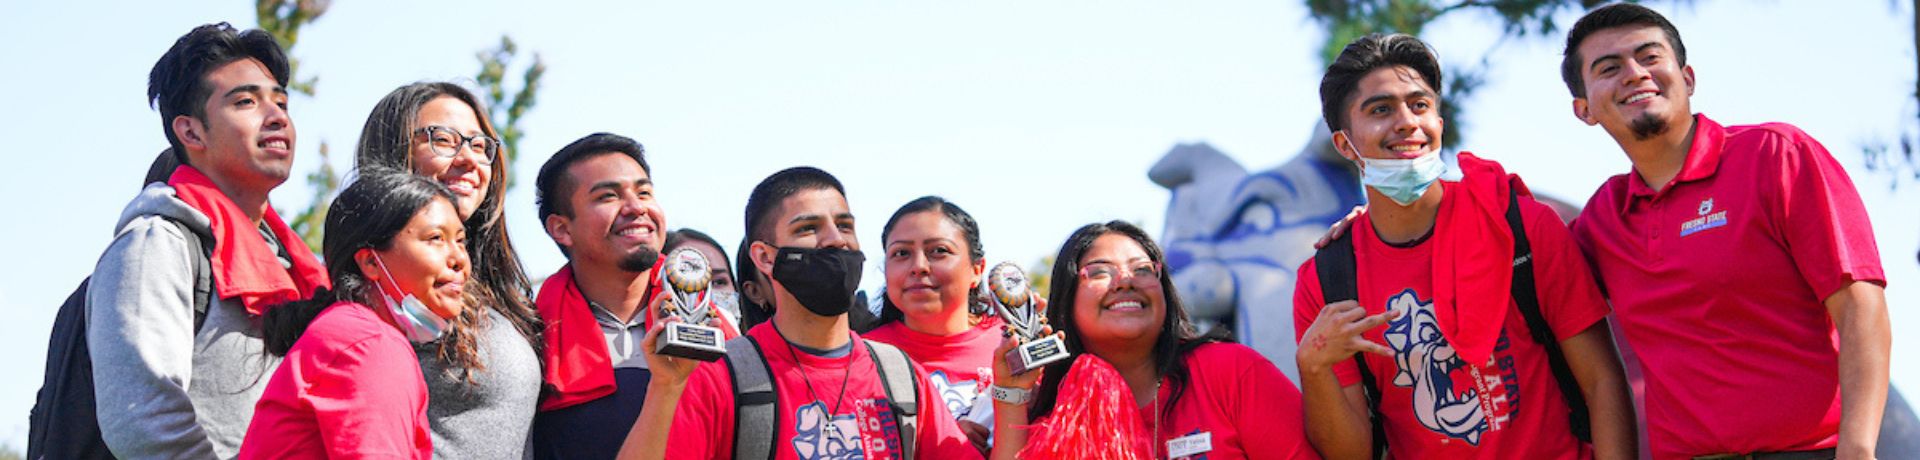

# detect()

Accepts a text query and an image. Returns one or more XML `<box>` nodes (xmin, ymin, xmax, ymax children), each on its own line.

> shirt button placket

<box><xmin>1650</xmin><ymin>200</ymin><xmax>1663</xmax><ymax>264</ymax></box>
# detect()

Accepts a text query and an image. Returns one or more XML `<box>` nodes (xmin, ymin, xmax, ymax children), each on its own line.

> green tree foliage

<box><xmin>1862</xmin><ymin>0</ymin><xmax>1920</xmax><ymax>189</ymax></box>
<box><xmin>475</xmin><ymin>35</ymin><xmax>546</xmax><ymax>190</ymax></box>
<box><xmin>264</xmin><ymin>1</ymin><xmax>546</xmax><ymax>251</ymax></box>
<box><xmin>1028</xmin><ymin>256</ymin><xmax>1055</xmax><ymax>302</ymax></box>
<box><xmin>1304</xmin><ymin>0</ymin><xmax>1629</xmax><ymax>150</ymax></box>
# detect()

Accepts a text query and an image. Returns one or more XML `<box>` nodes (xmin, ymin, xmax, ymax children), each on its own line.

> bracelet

<box><xmin>990</xmin><ymin>385</ymin><xmax>1033</xmax><ymax>405</ymax></box>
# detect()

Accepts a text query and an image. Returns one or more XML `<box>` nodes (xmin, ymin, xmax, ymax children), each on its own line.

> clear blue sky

<box><xmin>1</xmin><ymin>0</ymin><xmax>1913</xmax><ymax>448</ymax></box>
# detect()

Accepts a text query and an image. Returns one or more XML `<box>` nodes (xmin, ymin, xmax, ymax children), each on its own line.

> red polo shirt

<box><xmin>1569</xmin><ymin>114</ymin><xmax>1885</xmax><ymax>459</ymax></box>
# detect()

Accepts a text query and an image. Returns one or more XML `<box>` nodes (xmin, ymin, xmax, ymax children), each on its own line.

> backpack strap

<box><xmin>1312</xmin><ymin>230</ymin><xmax>1388</xmax><ymax>458</ymax></box>
<box><xmin>167</xmin><ymin>218</ymin><xmax>214</xmax><ymax>333</ymax></box>
<box><xmin>1504</xmin><ymin>189</ymin><xmax>1593</xmax><ymax>443</ymax></box>
<box><xmin>864</xmin><ymin>340</ymin><xmax>919</xmax><ymax>459</ymax></box>
<box><xmin>725</xmin><ymin>336</ymin><xmax>778</xmax><ymax>460</ymax></box>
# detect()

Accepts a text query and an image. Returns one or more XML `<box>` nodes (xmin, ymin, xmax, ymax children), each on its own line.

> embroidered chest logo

<box><xmin>928</xmin><ymin>370</ymin><xmax>981</xmax><ymax>417</ymax></box>
<box><xmin>1680</xmin><ymin>197</ymin><xmax>1729</xmax><ymax>237</ymax></box>
<box><xmin>792</xmin><ymin>401</ymin><xmax>864</xmax><ymax>460</ymax></box>
<box><xmin>1381</xmin><ymin>289</ymin><xmax>1515</xmax><ymax>445</ymax></box>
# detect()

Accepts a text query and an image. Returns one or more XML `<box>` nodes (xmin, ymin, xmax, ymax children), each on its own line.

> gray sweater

<box><xmin>418</xmin><ymin>307</ymin><xmax>542</xmax><ymax>459</ymax></box>
<box><xmin>86</xmin><ymin>183</ymin><xmax>280</xmax><ymax>459</ymax></box>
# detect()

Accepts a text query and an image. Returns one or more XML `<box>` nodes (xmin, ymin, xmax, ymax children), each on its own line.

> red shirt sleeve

<box><xmin>1520</xmin><ymin>198</ymin><xmax>1612</xmax><ymax>340</ymax></box>
<box><xmin>664</xmin><ymin>361</ymin><xmax>735</xmax><ymax>460</ymax></box>
<box><xmin>307</xmin><ymin>334</ymin><xmax>431</xmax><ymax>459</ymax></box>
<box><xmin>1292</xmin><ymin>259</ymin><xmax>1361</xmax><ymax>386</ymax></box>
<box><xmin>1758</xmin><ymin>126</ymin><xmax>1887</xmax><ymax>299</ymax></box>
<box><xmin>1219</xmin><ymin>345</ymin><xmax>1324</xmax><ymax>460</ymax></box>
<box><xmin>910</xmin><ymin>360</ymin><xmax>984</xmax><ymax>459</ymax></box>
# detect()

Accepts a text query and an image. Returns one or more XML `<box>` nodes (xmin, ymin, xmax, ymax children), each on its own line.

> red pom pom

<box><xmin>1018</xmin><ymin>354</ymin><xmax>1150</xmax><ymax>460</ymax></box>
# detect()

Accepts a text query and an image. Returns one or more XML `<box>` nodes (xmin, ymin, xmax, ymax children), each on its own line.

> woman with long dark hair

<box><xmin>988</xmin><ymin>221</ymin><xmax>1320</xmax><ymax>460</ymax></box>
<box><xmin>863</xmin><ymin>196</ymin><xmax>1003</xmax><ymax>452</ymax></box>
<box><xmin>240</xmin><ymin>171</ymin><xmax>467</xmax><ymax>459</ymax></box>
<box><xmin>355</xmin><ymin>81</ymin><xmax>542</xmax><ymax>458</ymax></box>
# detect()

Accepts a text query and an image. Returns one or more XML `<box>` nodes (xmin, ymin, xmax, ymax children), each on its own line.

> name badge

<box><xmin>1166</xmin><ymin>432</ymin><xmax>1212</xmax><ymax>459</ymax></box>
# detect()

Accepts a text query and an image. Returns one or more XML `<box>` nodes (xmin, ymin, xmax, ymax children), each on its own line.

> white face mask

<box><xmin>1357</xmin><ymin>150</ymin><xmax>1448</xmax><ymax>206</ymax></box>
<box><xmin>710</xmin><ymin>290</ymin><xmax>741</xmax><ymax>319</ymax></box>
<box><xmin>372</xmin><ymin>253</ymin><xmax>451</xmax><ymax>344</ymax></box>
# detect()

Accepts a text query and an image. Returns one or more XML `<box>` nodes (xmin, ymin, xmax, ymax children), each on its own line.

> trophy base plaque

<box><xmin>1005</xmin><ymin>335</ymin><xmax>1070</xmax><ymax>375</ymax></box>
<box><xmin>656</xmin><ymin>322</ymin><xmax>726</xmax><ymax>362</ymax></box>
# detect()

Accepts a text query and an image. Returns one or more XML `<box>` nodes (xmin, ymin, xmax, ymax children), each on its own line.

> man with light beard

<box><xmin>527</xmin><ymin>133</ymin><xmax>737</xmax><ymax>459</ymax></box>
<box><xmin>1561</xmin><ymin>4</ymin><xmax>1891</xmax><ymax>459</ymax></box>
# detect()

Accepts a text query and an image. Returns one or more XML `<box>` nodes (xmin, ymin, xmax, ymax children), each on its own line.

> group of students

<box><xmin>58</xmin><ymin>3</ymin><xmax>1891</xmax><ymax>460</ymax></box>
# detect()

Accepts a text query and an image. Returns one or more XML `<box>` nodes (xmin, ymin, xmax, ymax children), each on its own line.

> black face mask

<box><xmin>769</xmin><ymin>247</ymin><xmax>866</xmax><ymax>317</ymax></box>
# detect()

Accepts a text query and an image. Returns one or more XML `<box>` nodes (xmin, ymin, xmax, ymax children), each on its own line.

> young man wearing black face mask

<box><xmin>618</xmin><ymin>166</ymin><xmax>981</xmax><ymax>460</ymax></box>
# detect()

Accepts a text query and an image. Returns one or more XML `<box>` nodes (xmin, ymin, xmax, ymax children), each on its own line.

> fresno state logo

<box><xmin>1382</xmin><ymin>289</ymin><xmax>1491</xmax><ymax>445</ymax></box>
<box><xmin>928</xmin><ymin>370</ymin><xmax>981</xmax><ymax>418</ymax></box>
<box><xmin>1681</xmin><ymin>197</ymin><xmax>1728</xmax><ymax>237</ymax></box>
<box><xmin>792</xmin><ymin>401</ymin><xmax>864</xmax><ymax>460</ymax></box>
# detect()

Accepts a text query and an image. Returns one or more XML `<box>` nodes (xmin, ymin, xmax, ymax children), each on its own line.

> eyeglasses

<box><xmin>416</xmin><ymin>126</ymin><xmax>499</xmax><ymax>166</ymax></box>
<box><xmin>1077</xmin><ymin>261</ymin><xmax>1162</xmax><ymax>286</ymax></box>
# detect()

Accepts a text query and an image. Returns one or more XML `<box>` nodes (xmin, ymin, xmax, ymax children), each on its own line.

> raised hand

<box><xmin>1295</xmin><ymin>300</ymin><xmax>1399</xmax><ymax>372</ymax></box>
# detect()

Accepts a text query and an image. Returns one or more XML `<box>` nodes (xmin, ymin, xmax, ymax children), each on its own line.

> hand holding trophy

<box><xmin>987</xmin><ymin>262</ymin><xmax>1069</xmax><ymax>374</ymax></box>
<box><xmin>654</xmin><ymin>247</ymin><xmax>727</xmax><ymax>361</ymax></box>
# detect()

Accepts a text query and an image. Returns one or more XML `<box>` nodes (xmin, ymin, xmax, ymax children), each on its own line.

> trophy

<box><xmin>987</xmin><ymin>262</ymin><xmax>1069</xmax><ymax>374</ymax></box>
<box><xmin>654</xmin><ymin>247</ymin><xmax>727</xmax><ymax>361</ymax></box>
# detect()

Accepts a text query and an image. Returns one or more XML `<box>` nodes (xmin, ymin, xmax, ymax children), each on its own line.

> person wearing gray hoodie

<box><xmin>86</xmin><ymin>23</ymin><xmax>329</xmax><ymax>459</ymax></box>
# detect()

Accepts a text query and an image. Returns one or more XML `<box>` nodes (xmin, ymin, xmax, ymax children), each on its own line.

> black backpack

<box><xmin>1313</xmin><ymin>189</ymin><xmax>1590</xmax><ymax>458</ymax></box>
<box><xmin>28</xmin><ymin>218</ymin><xmax>212</xmax><ymax>460</ymax></box>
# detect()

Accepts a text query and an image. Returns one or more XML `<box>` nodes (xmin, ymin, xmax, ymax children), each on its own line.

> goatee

<box><xmin>1629</xmin><ymin>113</ymin><xmax>1670</xmax><ymax>141</ymax></box>
<box><xmin>619</xmin><ymin>249</ymin><xmax>660</xmax><ymax>273</ymax></box>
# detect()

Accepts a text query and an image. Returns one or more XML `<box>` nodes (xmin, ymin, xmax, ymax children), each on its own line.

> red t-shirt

<box><xmin>862</xmin><ymin>316</ymin><xmax>1002</xmax><ymax>420</ymax></box>
<box><xmin>663</xmin><ymin>323</ymin><xmax>981</xmax><ymax>459</ymax></box>
<box><xmin>1292</xmin><ymin>186</ymin><xmax>1610</xmax><ymax>459</ymax></box>
<box><xmin>1076</xmin><ymin>343</ymin><xmax>1322</xmax><ymax>460</ymax></box>
<box><xmin>240</xmin><ymin>302</ymin><xmax>431</xmax><ymax>459</ymax></box>
<box><xmin>1570</xmin><ymin>114</ymin><xmax>1885</xmax><ymax>459</ymax></box>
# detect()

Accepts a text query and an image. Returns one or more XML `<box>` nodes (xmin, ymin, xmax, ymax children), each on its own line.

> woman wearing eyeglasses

<box><xmin>354</xmin><ymin>82</ymin><xmax>543</xmax><ymax>459</ymax></box>
<box><xmin>989</xmin><ymin>221</ymin><xmax>1321</xmax><ymax>460</ymax></box>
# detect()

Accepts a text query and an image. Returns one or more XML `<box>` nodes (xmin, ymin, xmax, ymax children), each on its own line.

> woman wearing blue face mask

<box><xmin>240</xmin><ymin>171</ymin><xmax>470</xmax><ymax>459</ymax></box>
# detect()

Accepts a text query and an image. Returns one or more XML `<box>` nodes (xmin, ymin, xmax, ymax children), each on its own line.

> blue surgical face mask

<box><xmin>1357</xmin><ymin>150</ymin><xmax>1447</xmax><ymax>206</ymax></box>
<box><xmin>372</xmin><ymin>253</ymin><xmax>452</xmax><ymax>344</ymax></box>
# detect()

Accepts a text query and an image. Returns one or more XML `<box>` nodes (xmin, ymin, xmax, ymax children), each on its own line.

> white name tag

<box><xmin>1165</xmin><ymin>432</ymin><xmax>1212</xmax><ymax>459</ymax></box>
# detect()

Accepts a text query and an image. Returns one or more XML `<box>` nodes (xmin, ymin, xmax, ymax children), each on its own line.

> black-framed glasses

<box><xmin>1077</xmin><ymin>261</ymin><xmax>1162</xmax><ymax>286</ymax></box>
<box><xmin>416</xmin><ymin>126</ymin><xmax>499</xmax><ymax>165</ymax></box>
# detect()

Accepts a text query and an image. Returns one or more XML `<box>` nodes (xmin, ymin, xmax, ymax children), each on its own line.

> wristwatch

<box><xmin>991</xmin><ymin>385</ymin><xmax>1033</xmax><ymax>405</ymax></box>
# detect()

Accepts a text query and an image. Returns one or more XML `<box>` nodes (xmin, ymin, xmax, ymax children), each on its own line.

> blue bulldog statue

<box><xmin>1150</xmin><ymin>122</ymin><xmax>1363</xmax><ymax>385</ymax></box>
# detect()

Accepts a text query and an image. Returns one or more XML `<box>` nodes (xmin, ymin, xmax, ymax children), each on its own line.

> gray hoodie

<box><xmin>87</xmin><ymin>183</ymin><xmax>281</xmax><ymax>459</ymax></box>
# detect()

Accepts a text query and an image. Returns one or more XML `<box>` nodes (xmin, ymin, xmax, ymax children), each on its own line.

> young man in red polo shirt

<box><xmin>1560</xmin><ymin>4</ymin><xmax>1892</xmax><ymax>459</ymax></box>
<box><xmin>1293</xmin><ymin>33</ymin><xmax>1635</xmax><ymax>460</ymax></box>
